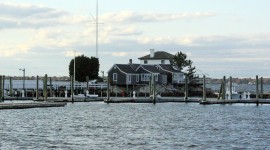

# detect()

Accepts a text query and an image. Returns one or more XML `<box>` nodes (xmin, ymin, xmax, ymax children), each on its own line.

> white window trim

<box><xmin>128</xmin><ymin>74</ymin><xmax>131</xmax><ymax>83</ymax></box>
<box><xmin>113</xmin><ymin>73</ymin><xmax>117</xmax><ymax>81</ymax></box>
<box><xmin>136</xmin><ymin>75</ymin><xmax>139</xmax><ymax>82</ymax></box>
<box><xmin>154</xmin><ymin>74</ymin><xmax>158</xmax><ymax>81</ymax></box>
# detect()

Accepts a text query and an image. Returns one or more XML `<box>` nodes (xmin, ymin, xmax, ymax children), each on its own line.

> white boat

<box><xmin>86</xmin><ymin>94</ymin><xmax>99</xmax><ymax>99</ymax></box>
<box><xmin>226</xmin><ymin>83</ymin><xmax>240</xmax><ymax>99</ymax></box>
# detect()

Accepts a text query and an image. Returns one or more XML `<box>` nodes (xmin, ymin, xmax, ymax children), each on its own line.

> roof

<box><xmin>115</xmin><ymin>64</ymin><xmax>138</xmax><ymax>74</ymax></box>
<box><xmin>138</xmin><ymin>65</ymin><xmax>168</xmax><ymax>74</ymax></box>
<box><xmin>159</xmin><ymin>64</ymin><xmax>182</xmax><ymax>73</ymax></box>
<box><xmin>138</xmin><ymin>51</ymin><xmax>174</xmax><ymax>60</ymax></box>
<box><xmin>130</xmin><ymin>64</ymin><xmax>140</xmax><ymax>70</ymax></box>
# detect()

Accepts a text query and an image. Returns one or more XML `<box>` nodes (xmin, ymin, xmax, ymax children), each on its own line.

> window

<box><xmin>154</xmin><ymin>74</ymin><xmax>158</xmax><ymax>81</ymax></box>
<box><xmin>144</xmin><ymin>60</ymin><xmax>148</xmax><ymax>64</ymax></box>
<box><xmin>141</xmin><ymin>74</ymin><xmax>151</xmax><ymax>81</ymax></box>
<box><xmin>113</xmin><ymin>73</ymin><xmax>117</xmax><ymax>81</ymax></box>
<box><xmin>136</xmin><ymin>75</ymin><xmax>139</xmax><ymax>82</ymax></box>
<box><xmin>128</xmin><ymin>75</ymin><xmax>131</xmax><ymax>83</ymax></box>
<box><xmin>161</xmin><ymin>60</ymin><xmax>165</xmax><ymax>64</ymax></box>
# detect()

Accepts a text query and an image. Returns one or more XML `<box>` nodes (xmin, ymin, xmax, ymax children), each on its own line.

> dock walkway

<box><xmin>0</xmin><ymin>102</ymin><xmax>67</xmax><ymax>110</ymax></box>
<box><xmin>200</xmin><ymin>99</ymin><xmax>270</xmax><ymax>105</ymax></box>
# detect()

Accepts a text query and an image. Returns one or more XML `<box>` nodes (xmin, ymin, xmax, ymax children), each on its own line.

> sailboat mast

<box><xmin>96</xmin><ymin>0</ymin><xmax>98</xmax><ymax>58</ymax></box>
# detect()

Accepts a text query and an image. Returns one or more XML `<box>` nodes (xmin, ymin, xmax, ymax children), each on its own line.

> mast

<box><xmin>96</xmin><ymin>0</ymin><xmax>98</xmax><ymax>58</ymax></box>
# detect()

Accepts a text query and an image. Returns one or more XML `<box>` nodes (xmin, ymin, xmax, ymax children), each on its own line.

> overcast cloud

<box><xmin>0</xmin><ymin>1</ymin><xmax>269</xmax><ymax>78</ymax></box>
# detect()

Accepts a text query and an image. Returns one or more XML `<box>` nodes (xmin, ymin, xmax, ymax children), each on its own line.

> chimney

<box><xmin>150</xmin><ymin>49</ymin><xmax>154</xmax><ymax>58</ymax></box>
<box><xmin>129</xmin><ymin>59</ymin><xmax>132</xmax><ymax>64</ymax></box>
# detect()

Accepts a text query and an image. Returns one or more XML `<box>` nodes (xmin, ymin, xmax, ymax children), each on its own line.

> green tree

<box><xmin>171</xmin><ymin>52</ymin><xmax>191</xmax><ymax>70</ymax></box>
<box><xmin>171</xmin><ymin>52</ymin><xmax>197</xmax><ymax>81</ymax></box>
<box><xmin>69</xmin><ymin>55</ymin><xmax>100</xmax><ymax>82</ymax></box>
<box><xmin>186</xmin><ymin>60</ymin><xmax>198</xmax><ymax>83</ymax></box>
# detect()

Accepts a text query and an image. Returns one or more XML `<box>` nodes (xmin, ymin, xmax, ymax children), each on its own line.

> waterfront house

<box><xmin>107</xmin><ymin>49</ymin><xmax>185</xmax><ymax>86</ymax></box>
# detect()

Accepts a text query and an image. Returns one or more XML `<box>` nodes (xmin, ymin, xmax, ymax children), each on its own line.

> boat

<box><xmin>225</xmin><ymin>83</ymin><xmax>241</xmax><ymax>99</ymax></box>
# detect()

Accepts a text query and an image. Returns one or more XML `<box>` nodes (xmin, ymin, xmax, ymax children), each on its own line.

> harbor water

<box><xmin>1</xmin><ymin>102</ymin><xmax>270</xmax><ymax>149</ymax></box>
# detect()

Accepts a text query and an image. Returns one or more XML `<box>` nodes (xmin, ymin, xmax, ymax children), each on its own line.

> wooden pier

<box><xmin>42</xmin><ymin>97</ymin><xmax>104</xmax><ymax>102</ymax></box>
<box><xmin>200</xmin><ymin>99</ymin><xmax>270</xmax><ymax>105</ymax></box>
<box><xmin>104</xmin><ymin>97</ymin><xmax>200</xmax><ymax>103</ymax></box>
<box><xmin>0</xmin><ymin>102</ymin><xmax>67</xmax><ymax>110</ymax></box>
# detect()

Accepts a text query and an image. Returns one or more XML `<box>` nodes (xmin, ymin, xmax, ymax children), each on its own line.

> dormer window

<box><xmin>161</xmin><ymin>60</ymin><xmax>165</xmax><ymax>64</ymax></box>
<box><xmin>144</xmin><ymin>60</ymin><xmax>148</xmax><ymax>64</ymax></box>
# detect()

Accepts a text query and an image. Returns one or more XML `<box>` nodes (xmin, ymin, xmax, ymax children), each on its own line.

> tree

<box><xmin>186</xmin><ymin>60</ymin><xmax>198</xmax><ymax>83</ymax></box>
<box><xmin>69</xmin><ymin>55</ymin><xmax>100</xmax><ymax>82</ymax></box>
<box><xmin>171</xmin><ymin>51</ymin><xmax>197</xmax><ymax>81</ymax></box>
<box><xmin>171</xmin><ymin>52</ymin><xmax>191</xmax><ymax>70</ymax></box>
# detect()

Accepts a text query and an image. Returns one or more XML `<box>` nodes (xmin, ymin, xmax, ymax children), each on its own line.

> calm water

<box><xmin>1</xmin><ymin>102</ymin><xmax>270</xmax><ymax>149</ymax></box>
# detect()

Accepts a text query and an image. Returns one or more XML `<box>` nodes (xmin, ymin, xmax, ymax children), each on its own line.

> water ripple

<box><xmin>1</xmin><ymin>102</ymin><xmax>270</xmax><ymax>149</ymax></box>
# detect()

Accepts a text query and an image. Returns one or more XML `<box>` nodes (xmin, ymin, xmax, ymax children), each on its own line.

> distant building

<box><xmin>107</xmin><ymin>49</ymin><xmax>184</xmax><ymax>86</ymax></box>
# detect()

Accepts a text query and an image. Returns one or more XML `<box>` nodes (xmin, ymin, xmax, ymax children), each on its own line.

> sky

<box><xmin>0</xmin><ymin>0</ymin><xmax>269</xmax><ymax>78</ymax></box>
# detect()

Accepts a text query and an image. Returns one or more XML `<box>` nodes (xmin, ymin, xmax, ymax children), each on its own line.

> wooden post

<box><xmin>107</xmin><ymin>77</ymin><xmax>110</xmax><ymax>101</ymax></box>
<box><xmin>126</xmin><ymin>84</ymin><xmax>128</xmax><ymax>97</ymax></box>
<box><xmin>229</xmin><ymin>76</ymin><xmax>232</xmax><ymax>100</ymax></box>
<box><xmin>222</xmin><ymin>76</ymin><xmax>226</xmax><ymax>100</ymax></box>
<box><xmin>71</xmin><ymin>75</ymin><xmax>74</xmax><ymax>102</ymax></box>
<box><xmin>0</xmin><ymin>76</ymin><xmax>3</xmax><ymax>102</ymax></box>
<box><xmin>202</xmin><ymin>75</ymin><xmax>206</xmax><ymax>101</ymax></box>
<box><xmin>43</xmin><ymin>74</ymin><xmax>47</xmax><ymax>101</ymax></box>
<box><xmin>260</xmin><ymin>77</ymin><xmax>263</xmax><ymax>98</ymax></box>
<box><xmin>184</xmin><ymin>75</ymin><xmax>188</xmax><ymax>101</ymax></box>
<box><xmin>218</xmin><ymin>81</ymin><xmax>223</xmax><ymax>100</ymax></box>
<box><xmin>36</xmin><ymin>75</ymin><xmax>39</xmax><ymax>99</ymax></box>
<box><xmin>2</xmin><ymin>75</ymin><xmax>5</xmax><ymax>100</ymax></box>
<box><xmin>86</xmin><ymin>76</ymin><xmax>89</xmax><ymax>92</ymax></box>
<box><xmin>9</xmin><ymin>77</ymin><xmax>13</xmax><ymax>97</ymax></box>
<box><xmin>50</xmin><ymin>77</ymin><xmax>52</xmax><ymax>97</ymax></box>
<box><xmin>149</xmin><ymin>75</ymin><xmax>152</xmax><ymax>97</ymax></box>
<box><xmin>256</xmin><ymin>75</ymin><xmax>259</xmax><ymax>101</ymax></box>
<box><xmin>153</xmin><ymin>74</ymin><xmax>156</xmax><ymax>104</ymax></box>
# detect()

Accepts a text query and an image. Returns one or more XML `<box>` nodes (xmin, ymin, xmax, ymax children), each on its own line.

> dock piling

<box><xmin>2</xmin><ymin>75</ymin><xmax>4</xmax><ymax>100</ymax></box>
<box><xmin>0</xmin><ymin>76</ymin><xmax>3</xmax><ymax>102</ymax></box>
<box><xmin>260</xmin><ymin>77</ymin><xmax>263</xmax><ymax>98</ymax></box>
<box><xmin>184</xmin><ymin>75</ymin><xmax>188</xmax><ymax>101</ymax></box>
<box><xmin>71</xmin><ymin>75</ymin><xmax>74</xmax><ymax>103</ymax></box>
<box><xmin>202</xmin><ymin>75</ymin><xmax>206</xmax><ymax>102</ymax></box>
<box><xmin>153</xmin><ymin>75</ymin><xmax>156</xmax><ymax>104</ymax></box>
<box><xmin>229</xmin><ymin>76</ymin><xmax>232</xmax><ymax>100</ymax></box>
<box><xmin>107</xmin><ymin>77</ymin><xmax>110</xmax><ymax>101</ymax></box>
<box><xmin>256</xmin><ymin>75</ymin><xmax>259</xmax><ymax>101</ymax></box>
<box><xmin>9</xmin><ymin>77</ymin><xmax>13</xmax><ymax>97</ymax></box>
<box><xmin>222</xmin><ymin>76</ymin><xmax>226</xmax><ymax>100</ymax></box>
<box><xmin>43</xmin><ymin>74</ymin><xmax>48</xmax><ymax>101</ymax></box>
<box><xmin>36</xmin><ymin>75</ymin><xmax>39</xmax><ymax>99</ymax></box>
<box><xmin>50</xmin><ymin>77</ymin><xmax>52</xmax><ymax>97</ymax></box>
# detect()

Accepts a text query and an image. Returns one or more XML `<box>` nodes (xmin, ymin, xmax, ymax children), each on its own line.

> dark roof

<box><xmin>130</xmin><ymin>64</ymin><xmax>140</xmax><ymax>70</ymax></box>
<box><xmin>159</xmin><ymin>64</ymin><xmax>182</xmax><ymax>73</ymax></box>
<box><xmin>139</xmin><ymin>65</ymin><xmax>167</xmax><ymax>74</ymax></box>
<box><xmin>138</xmin><ymin>51</ymin><xmax>174</xmax><ymax>60</ymax></box>
<box><xmin>115</xmin><ymin>64</ymin><xmax>138</xmax><ymax>74</ymax></box>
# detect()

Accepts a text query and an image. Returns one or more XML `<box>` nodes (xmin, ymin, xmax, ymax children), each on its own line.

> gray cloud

<box><xmin>0</xmin><ymin>2</ymin><xmax>69</xmax><ymax>29</ymax></box>
<box><xmin>101</xmin><ymin>11</ymin><xmax>216</xmax><ymax>23</ymax></box>
<box><xmin>0</xmin><ymin>3</ymin><xmax>68</xmax><ymax>18</ymax></box>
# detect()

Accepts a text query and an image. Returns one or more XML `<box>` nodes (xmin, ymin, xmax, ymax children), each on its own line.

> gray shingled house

<box><xmin>107</xmin><ymin>49</ymin><xmax>185</xmax><ymax>86</ymax></box>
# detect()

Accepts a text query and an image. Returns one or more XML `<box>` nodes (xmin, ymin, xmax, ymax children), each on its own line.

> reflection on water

<box><xmin>1</xmin><ymin>103</ymin><xmax>270</xmax><ymax>149</ymax></box>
